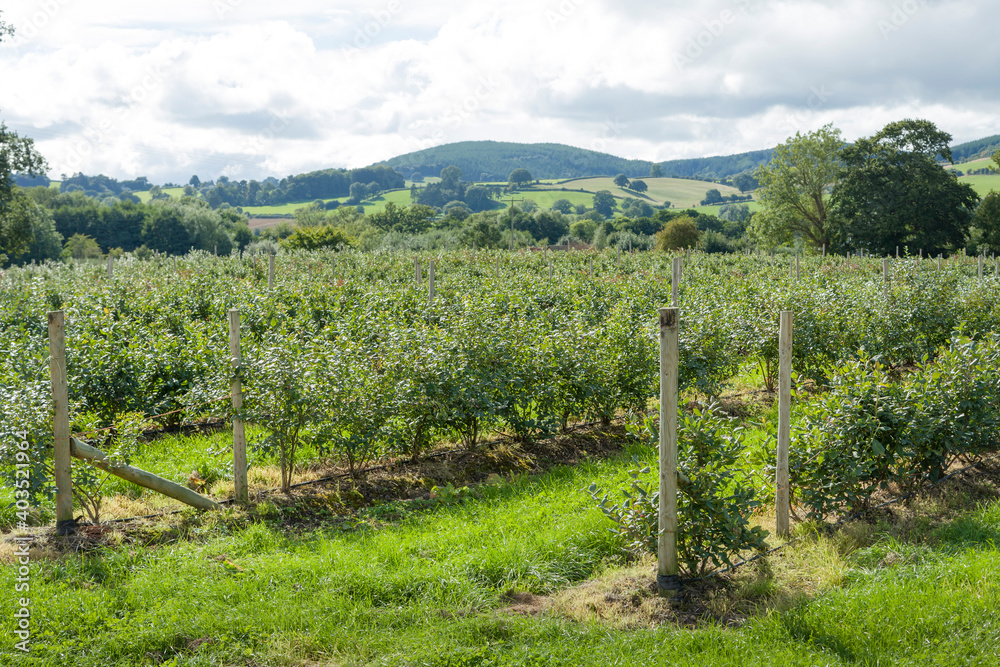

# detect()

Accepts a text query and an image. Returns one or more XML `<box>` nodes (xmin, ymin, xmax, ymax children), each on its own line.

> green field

<box><xmin>958</xmin><ymin>173</ymin><xmax>1000</xmax><ymax>197</ymax></box>
<box><xmin>946</xmin><ymin>157</ymin><xmax>996</xmax><ymax>172</ymax></box>
<box><xmin>239</xmin><ymin>188</ymin><xmax>414</xmax><ymax>217</ymax></box>
<box><xmin>4</xmin><ymin>251</ymin><xmax>1000</xmax><ymax>664</ymax></box>
<box><xmin>134</xmin><ymin>187</ymin><xmax>185</xmax><ymax>203</ymax></box>
<box><xmin>538</xmin><ymin>176</ymin><xmax>745</xmax><ymax>208</ymax></box>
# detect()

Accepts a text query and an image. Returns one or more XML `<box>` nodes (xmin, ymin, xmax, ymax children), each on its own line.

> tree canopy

<box><xmin>833</xmin><ymin>119</ymin><xmax>978</xmax><ymax>256</ymax></box>
<box><xmin>750</xmin><ymin>124</ymin><xmax>843</xmax><ymax>250</ymax></box>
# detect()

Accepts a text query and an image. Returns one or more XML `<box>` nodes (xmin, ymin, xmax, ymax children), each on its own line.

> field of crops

<box><xmin>2</xmin><ymin>248</ymin><xmax>1000</xmax><ymax>519</ymax></box>
<box><xmin>5</xmin><ymin>248</ymin><xmax>1000</xmax><ymax>664</ymax></box>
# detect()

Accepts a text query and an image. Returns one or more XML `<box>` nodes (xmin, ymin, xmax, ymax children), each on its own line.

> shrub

<box><xmin>589</xmin><ymin>405</ymin><xmax>768</xmax><ymax>576</ymax></box>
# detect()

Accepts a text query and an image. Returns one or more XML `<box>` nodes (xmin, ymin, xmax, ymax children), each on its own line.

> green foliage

<box><xmin>834</xmin><ymin>119</ymin><xmax>979</xmax><ymax>256</ymax></box>
<box><xmin>507</xmin><ymin>168</ymin><xmax>533</xmax><ymax>188</ymax></box>
<box><xmin>751</xmin><ymin>123</ymin><xmax>843</xmax><ymax>250</ymax></box>
<box><xmin>589</xmin><ymin>406</ymin><xmax>768</xmax><ymax>576</ymax></box>
<box><xmin>279</xmin><ymin>225</ymin><xmax>353</xmax><ymax>251</ymax></box>
<box><xmin>655</xmin><ymin>215</ymin><xmax>701</xmax><ymax>251</ymax></box>
<box><xmin>591</xmin><ymin>191</ymin><xmax>616</xmax><ymax>218</ymax></box>
<box><xmin>792</xmin><ymin>334</ymin><xmax>1000</xmax><ymax>519</ymax></box>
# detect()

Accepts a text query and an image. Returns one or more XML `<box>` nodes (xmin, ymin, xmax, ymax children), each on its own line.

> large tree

<box><xmin>750</xmin><ymin>124</ymin><xmax>843</xmax><ymax>250</ymax></box>
<box><xmin>507</xmin><ymin>168</ymin><xmax>532</xmax><ymax>189</ymax></box>
<box><xmin>592</xmin><ymin>190</ymin><xmax>616</xmax><ymax>217</ymax></box>
<box><xmin>832</xmin><ymin>119</ymin><xmax>978</xmax><ymax>256</ymax></box>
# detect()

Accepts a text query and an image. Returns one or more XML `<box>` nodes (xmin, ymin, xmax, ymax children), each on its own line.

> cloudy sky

<box><xmin>1</xmin><ymin>0</ymin><xmax>997</xmax><ymax>183</ymax></box>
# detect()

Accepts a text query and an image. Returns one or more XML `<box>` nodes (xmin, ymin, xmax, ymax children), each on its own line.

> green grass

<box><xmin>692</xmin><ymin>200</ymin><xmax>762</xmax><ymax>216</ymax></box>
<box><xmin>958</xmin><ymin>173</ymin><xmax>1000</xmax><ymax>197</ymax></box>
<box><xmin>134</xmin><ymin>187</ymin><xmax>186</xmax><ymax>203</ymax></box>
<box><xmin>531</xmin><ymin>177</ymin><xmax>746</xmax><ymax>208</ymax></box>
<box><xmin>239</xmin><ymin>189</ymin><xmax>415</xmax><ymax>217</ymax></box>
<box><xmin>4</xmin><ymin>431</ymin><xmax>1000</xmax><ymax>665</ymax></box>
<box><xmin>946</xmin><ymin>157</ymin><xmax>996</xmax><ymax>172</ymax></box>
<box><xmin>503</xmin><ymin>190</ymin><xmax>596</xmax><ymax>210</ymax></box>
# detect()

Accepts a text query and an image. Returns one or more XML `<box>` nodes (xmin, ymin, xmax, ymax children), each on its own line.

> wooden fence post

<box><xmin>822</xmin><ymin>244</ymin><xmax>826</xmax><ymax>260</ymax></box>
<box><xmin>268</xmin><ymin>254</ymin><xmax>275</xmax><ymax>290</ymax></box>
<box><xmin>229</xmin><ymin>310</ymin><xmax>248</xmax><ymax>505</ymax></box>
<box><xmin>776</xmin><ymin>310</ymin><xmax>793</xmax><ymax>539</ymax></box>
<box><xmin>671</xmin><ymin>257</ymin><xmax>682</xmax><ymax>307</ymax></box>
<box><xmin>107</xmin><ymin>255</ymin><xmax>114</xmax><ymax>280</ymax></box>
<box><xmin>883</xmin><ymin>258</ymin><xmax>890</xmax><ymax>299</ymax></box>
<box><xmin>48</xmin><ymin>311</ymin><xmax>75</xmax><ymax>535</ymax></box>
<box><xmin>657</xmin><ymin>307</ymin><xmax>681</xmax><ymax>596</ymax></box>
<box><xmin>429</xmin><ymin>260</ymin><xmax>436</xmax><ymax>305</ymax></box>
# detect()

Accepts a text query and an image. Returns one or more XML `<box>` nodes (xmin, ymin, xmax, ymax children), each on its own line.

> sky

<box><xmin>1</xmin><ymin>0</ymin><xmax>998</xmax><ymax>184</ymax></box>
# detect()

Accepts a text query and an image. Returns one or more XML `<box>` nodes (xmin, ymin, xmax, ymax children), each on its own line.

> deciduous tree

<box><xmin>833</xmin><ymin>119</ymin><xmax>978</xmax><ymax>255</ymax></box>
<box><xmin>750</xmin><ymin>124</ymin><xmax>843</xmax><ymax>250</ymax></box>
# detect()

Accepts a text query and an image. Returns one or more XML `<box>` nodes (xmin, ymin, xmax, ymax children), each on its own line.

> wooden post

<box><xmin>938</xmin><ymin>254</ymin><xmax>942</xmax><ymax>271</ymax></box>
<box><xmin>429</xmin><ymin>260</ymin><xmax>436</xmax><ymax>305</ymax></box>
<box><xmin>617</xmin><ymin>245</ymin><xmax>621</xmax><ymax>268</ymax></box>
<box><xmin>229</xmin><ymin>310</ymin><xmax>248</xmax><ymax>505</ymax></box>
<box><xmin>71</xmin><ymin>438</ymin><xmax>221</xmax><ymax>511</ymax></box>
<box><xmin>883</xmin><ymin>258</ymin><xmax>890</xmax><ymax>299</ymax></box>
<box><xmin>795</xmin><ymin>254</ymin><xmax>800</xmax><ymax>279</ymax></box>
<box><xmin>48</xmin><ymin>311</ymin><xmax>74</xmax><ymax>535</ymax></box>
<box><xmin>657</xmin><ymin>307</ymin><xmax>680</xmax><ymax>597</ymax></box>
<box><xmin>628</xmin><ymin>238</ymin><xmax>632</xmax><ymax>254</ymax></box>
<box><xmin>107</xmin><ymin>255</ymin><xmax>114</xmax><ymax>280</ymax></box>
<box><xmin>671</xmin><ymin>257</ymin><xmax>681</xmax><ymax>306</ymax></box>
<box><xmin>775</xmin><ymin>310</ymin><xmax>793</xmax><ymax>539</ymax></box>
<box><xmin>414</xmin><ymin>258</ymin><xmax>421</xmax><ymax>283</ymax></box>
<box><xmin>896</xmin><ymin>245</ymin><xmax>899</xmax><ymax>259</ymax></box>
<box><xmin>919</xmin><ymin>248</ymin><xmax>923</xmax><ymax>260</ymax></box>
<box><xmin>268</xmin><ymin>254</ymin><xmax>275</xmax><ymax>290</ymax></box>
<box><xmin>822</xmin><ymin>244</ymin><xmax>826</xmax><ymax>260</ymax></box>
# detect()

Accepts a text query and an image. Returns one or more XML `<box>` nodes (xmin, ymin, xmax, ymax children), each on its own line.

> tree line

<box><xmin>752</xmin><ymin>119</ymin><xmax>1000</xmax><ymax>256</ymax></box>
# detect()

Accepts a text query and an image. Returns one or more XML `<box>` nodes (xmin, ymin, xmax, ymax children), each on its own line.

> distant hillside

<box><xmin>948</xmin><ymin>134</ymin><xmax>1000</xmax><ymax>163</ymax></box>
<box><xmin>378</xmin><ymin>141</ymin><xmax>654</xmax><ymax>181</ymax></box>
<box><xmin>377</xmin><ymin>140</ymin><xmax>774</xmax><ymax>182</ymax></box>
<box><xmin>656</xmin><ymin>148</ymin><xmax>774</xmax><ymax>180</ymax></box>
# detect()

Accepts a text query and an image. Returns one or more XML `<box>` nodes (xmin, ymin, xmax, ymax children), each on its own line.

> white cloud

<box><xmin>0</xmin><ymin>0</ymin><xmax>996</xmax><ymax>182</ymax></box>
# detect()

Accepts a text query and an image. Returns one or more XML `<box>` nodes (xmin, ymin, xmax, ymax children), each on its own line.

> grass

<box><xmin>4</xmin><ymin>417</ymin><xmax>1000</xmax><ymax>665</ymax></box>
<box><xmin>945</xmin><ymin>157</ymin><xmax>995</xmax><ymax>172</ymax></box>
<box><xmin>958</xmin><ymin>173</ymin><xmax>1000</xmax><ymax>197</ymax></box>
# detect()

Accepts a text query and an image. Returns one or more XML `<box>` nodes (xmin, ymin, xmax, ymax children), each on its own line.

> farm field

<box><xmin>134</xmin><ymin>187</ymin><xmax>185</xmax><ymax>203</ymax></box>
<box><xmin>3</xmin><ymin>249</ymin><xmax>1000</xmax><ymax>664</ymax></box>
<box><xmin>238</xmin><ymin>188</ymin><xmax>414</xmax><ymax>216</ymax></box>
<box><xmin>540</xmin><ymin>176</ymin><xmax>746</xmax><ymax>208</ymax></box>
<box><xmin>946</xmin><ymin>157</ymin><xmax>995</xmax><ymax>172</ymax></box>
<box><xmin>957</xmin><ymin>173</ymin><xmax>1000</xmax><ymax>197</ymax></box>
